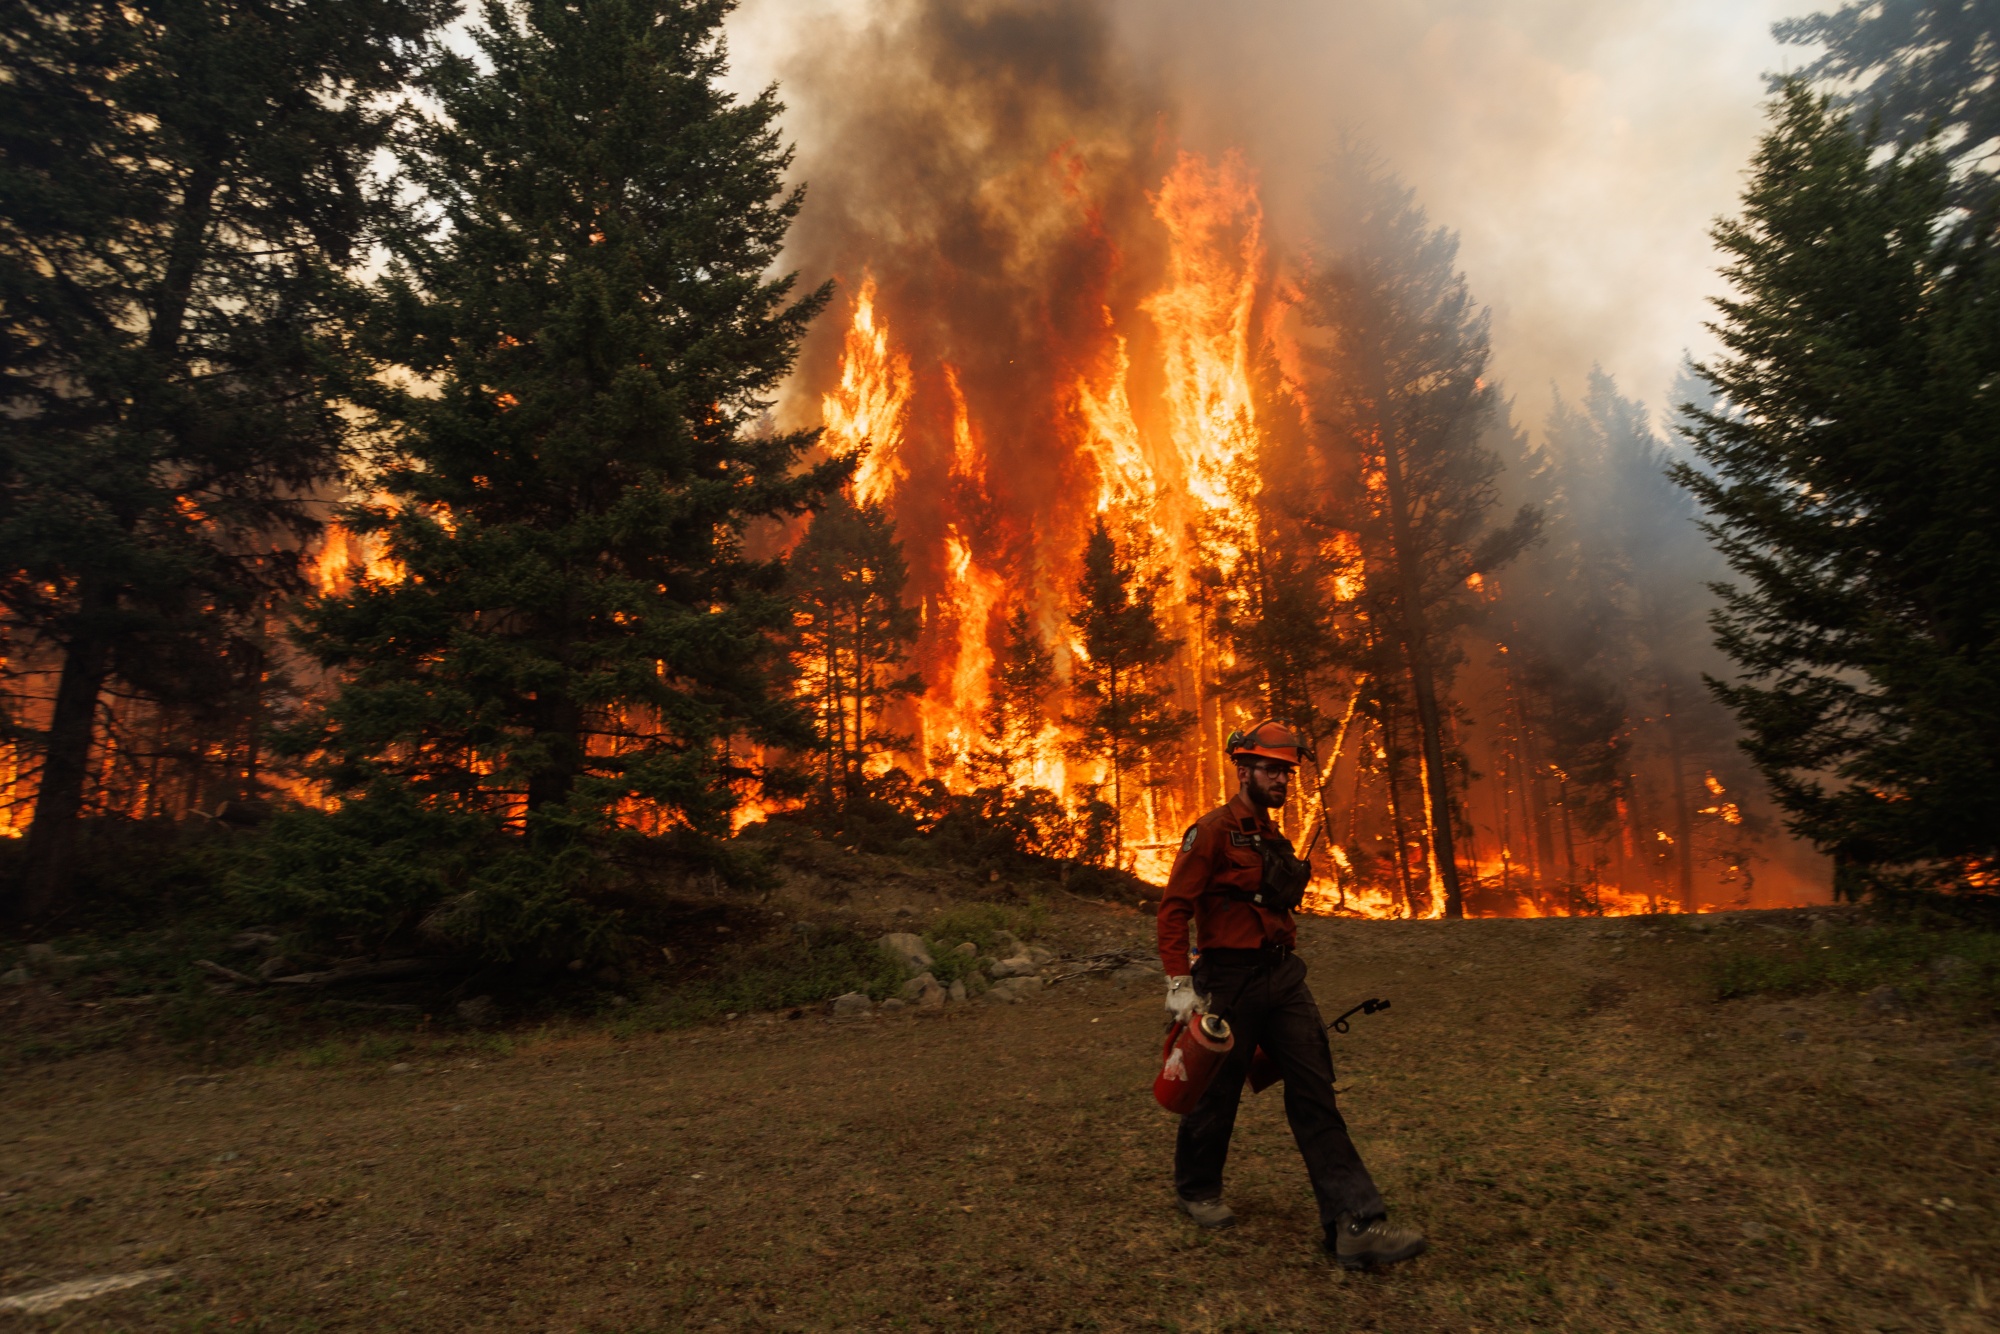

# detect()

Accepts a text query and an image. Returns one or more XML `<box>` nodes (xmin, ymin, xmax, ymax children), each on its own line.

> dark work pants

<box><xmin>1174</xmin><ymin>952</ymin><xmax>1386</xmax><ymax>1233</ymax></box>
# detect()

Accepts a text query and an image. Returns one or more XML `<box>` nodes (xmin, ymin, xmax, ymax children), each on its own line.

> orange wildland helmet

<box><xmin>1225</xmin><ymin>719</ymin><xmax>1307</xmax><ymax>767</ymax></box>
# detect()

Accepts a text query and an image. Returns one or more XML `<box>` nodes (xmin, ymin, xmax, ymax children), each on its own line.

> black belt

<box><xmin>1197</xmin><ymin>944</ymin><xmax>1293</xmax><ymax>967</ymax></box>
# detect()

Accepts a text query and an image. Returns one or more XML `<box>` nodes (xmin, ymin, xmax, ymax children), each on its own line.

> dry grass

<box><xmin>3</xmin><ymin>909</ymin><xmax>1997</xmax><ymax>1332</ymax></box>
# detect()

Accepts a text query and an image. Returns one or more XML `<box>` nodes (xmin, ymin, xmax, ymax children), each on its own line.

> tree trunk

<box><xmin>526</xmin><ymin>692</ymin><xmax>582</xmax><ymax>816</ymax></box>
<box><xmin>148</xmin><ymin>160</ymin><xmax>224</xmax><ymax>357</ymax></box>
<box><xmin>1376</xmin><ymin>425</ymin><xmax>1466</xmax><ymax>917</ymax></box>
<box><xmin>1663</xmin><ymin>682</ymin><xmax>1697</xmax><ymax>913</ymax></box>
<box><xmin>1382</xmin><ymin>714</ymin><xmax>1415</xmax><ymax>916</ymax></box>
<box><xmin>13</xmin><ymin>587</ymin><xmax>117</xmax><ymax>920</ymax></box>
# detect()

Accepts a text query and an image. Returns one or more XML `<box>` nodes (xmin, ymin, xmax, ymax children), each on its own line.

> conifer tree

<box><xmin>284</xmin><ymin>0</ymin><xmax>840</xmax><ymax>947</ymax></box>
<box><xmin>1301</xmin><ymin>154</ymin><xmax>1539</xmax><ymax>916</ymax></box>
<box><xmin>0</xmin><ymin>0</ymin><xmax>449</xmax><ymax>919</ymax></box>
<box><xmin>970</xmin><ymin>606</ymin><xmax>1055</xmax><ymax>789</ymax></box>
<box><xmin>1674</xmin><ymin>84</ymin><xmax>2000</xmax><ymax>896</ymax></box>
<box><xmin>785</xmin><ymin>493</ymin><xmax>922</xmax><ymax>809</ymax></box>
<box><xmin>1067</xmin><ymin>518</ymin><xmax>1192</xmax><ymax>859</ymax></box>
<box><xmin>1779</xmin><ymin>0</ymin><xmax>2000</xmax><ymax>184</ymax></box>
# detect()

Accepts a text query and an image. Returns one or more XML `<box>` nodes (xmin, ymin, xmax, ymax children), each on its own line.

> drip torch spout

<box><xmin>1327</xmin><ymin>997</ymin><xmax>1391</xmax><ymax>1034</ymax></box>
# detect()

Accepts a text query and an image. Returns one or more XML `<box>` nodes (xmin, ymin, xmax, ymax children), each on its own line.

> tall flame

<box><xmin>822</xmin><ymin>275</ymin><xmax>912</xmax><ymax>506</ymax></box>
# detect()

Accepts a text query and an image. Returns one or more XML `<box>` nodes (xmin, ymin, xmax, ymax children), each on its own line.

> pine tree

<box><xmin>1067</xmin><ymin>517</ymin><xmax>1193</xmax><ymax>860</ymax></box>
<box><xmin>1300</xmin><ymin>153</ymin><xmax>1539</xmax><ymax>917</ymax></box>
<box><xmin>1674</xmin><ymin>83</ymin><xmax>2000</xmax><ymax>896</ymax></box>
<box><xmin>282</xmin><ymin>0</ymin><xmax>840</xmax><ymax>949</ymax></box>
<box><xmin>0</xmin><ymin>0</ymin><xmax>449</xmax><ymax>919</ymax></box>
<box><xmin>969</xmin><ymin>606</ymin><xmax>1055</xmax><ymax>789</ymax></box>
<box><xmin>1778</xmin><ymin>0</ymin><xmax>2000</xmax><ymax>184</ymax></box>
<box><xmin>785</xmin><ymin>493</ymin><xmax>922</xmax><ymax>809</ymax></box>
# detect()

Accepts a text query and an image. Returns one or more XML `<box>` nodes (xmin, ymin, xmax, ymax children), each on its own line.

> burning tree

<box><xmin>785</xmin><ymin>492</ymin><xmax>923</xmax><ymax>812</ymax></box>
<box><xmin>969</xmin><ymin>607</ymin><xmax>1058</xmax><ymax>790</ymax></box>
<box><xmin>0</xmin><ymin>0</ymin><xmax>450</xmax><ymax>920</ymax></box>
<box><xmin>1067</xmin><ymin>518</ymin><xmax>1193</xmax><ymax>864</ymax></box>
<box><xmin>1299</xmin><ymin>158</ymin><xmax>1540</xmax><ymax>918</ymax></box>
<box><xmin>1674</xmin><ymin>84</ymin><xmax>2000</xmax><ymax>899</ymax></box>
<box><xmin>262</xmin><ymin>0</ymin><xmax>841</xmax><ymax>957</ymax></box>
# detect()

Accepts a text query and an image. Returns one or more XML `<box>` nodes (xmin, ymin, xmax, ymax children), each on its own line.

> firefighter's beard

<box><xmin>1237</xmin><ymin>764</ymin><xmax>1292</xmax><ymax>811</ymax></box>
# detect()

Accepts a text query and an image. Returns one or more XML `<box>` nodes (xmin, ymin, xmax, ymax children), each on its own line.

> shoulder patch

<box><xmin>1180</xmin><ymin>825</ymin><xmax>1198</xmax><ymax>852</ymax></box>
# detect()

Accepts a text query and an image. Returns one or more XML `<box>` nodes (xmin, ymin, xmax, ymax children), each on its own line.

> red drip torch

<box><xmin>1153</xmin><ymin>1011</ymin><xmax>1235</xmax><ymax>1114</ymax></box>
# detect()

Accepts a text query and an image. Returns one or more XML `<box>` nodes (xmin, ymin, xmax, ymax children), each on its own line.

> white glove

<box><xmin>1165</xmin><ymin>975</ymin><xmax>1198</xmax><ymax>1022</ymax></box>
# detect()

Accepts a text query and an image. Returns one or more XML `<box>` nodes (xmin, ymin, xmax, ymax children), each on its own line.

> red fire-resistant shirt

<box><xmin>1157</xmin><ymin>791</ymin><xmax>1298</xmax><ymax>975</ymax></box>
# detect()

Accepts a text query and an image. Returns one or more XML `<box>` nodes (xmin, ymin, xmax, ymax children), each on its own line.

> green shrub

<box><xmin>616</xmin><ymin>926</ymin><xmax>908</xmax><ymax>1032</ymax></box>
<box><xmin>1708</xmin><ymin>921</ymin><xmax>2000</xmax><ymax>1014</ymax></box>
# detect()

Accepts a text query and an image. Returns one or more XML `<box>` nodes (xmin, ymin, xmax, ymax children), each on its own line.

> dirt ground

<box><xmin>4</xmin><ymin>907</ymin><xmax>1998</xmax><ymax>1333</ymax></box>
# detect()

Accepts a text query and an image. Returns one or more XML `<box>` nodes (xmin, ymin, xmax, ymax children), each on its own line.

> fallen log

<box><xmin>267</xmin><ymin>958</ymin><xmax>460</xmax><ymax>988</ymax></box>
<box><xmin>194</xmin><ymin>959</ymin><xmax>264</xmax><ymax>987</ymax></box>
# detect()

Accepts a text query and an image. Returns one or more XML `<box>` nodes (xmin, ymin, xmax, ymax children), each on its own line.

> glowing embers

<box><xmin>821</xmin><ymin>275</ymin><xmax>912</xmax><ymax>506</ymax></box>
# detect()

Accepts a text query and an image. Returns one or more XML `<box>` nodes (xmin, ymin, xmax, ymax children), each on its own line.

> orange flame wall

<box><xmin>811</xmin><ymin>149</ymin><xmax>1279</xmax><ymax>841</ymax></box>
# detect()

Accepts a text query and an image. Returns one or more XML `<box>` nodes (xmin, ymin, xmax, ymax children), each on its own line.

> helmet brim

<box><xmin>1231</xmin><ymin>747</ymin><xmax>1300</xmax><ymax>767</ymax></box>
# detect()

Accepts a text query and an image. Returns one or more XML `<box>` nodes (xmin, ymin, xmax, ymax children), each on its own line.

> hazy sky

<box><xmin>724</xmin><ymin>0</ymin><xmax>1811</xmax><ymax>437</ymax></box>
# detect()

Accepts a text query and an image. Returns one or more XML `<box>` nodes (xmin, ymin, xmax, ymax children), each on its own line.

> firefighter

<box><xmin>1158</xmin><ymin>719</ymin><xmax>1427</xmax><ymax>1270</ymax></box>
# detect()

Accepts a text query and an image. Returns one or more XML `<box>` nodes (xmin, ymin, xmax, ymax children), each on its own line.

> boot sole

<box><xmin>1336</xmin><ymin>1237</ymin><xmax>1428</xmax><ymax>1270</ymax></box>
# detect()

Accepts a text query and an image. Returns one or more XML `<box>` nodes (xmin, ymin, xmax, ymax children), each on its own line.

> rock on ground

<box><xmin>831</xmin><ymin>991</ymin><xmax>874</xmax><ymax>1019</ymax></box>
<box><xmin>879</xmin><ymin>933</ymin><xmax>933</xmax><ymax>972</ymax></box>
<box><xmin>984</xmin><ymin>976</ymin><xmax>1041</xmax><ymax>1004</ymax></box>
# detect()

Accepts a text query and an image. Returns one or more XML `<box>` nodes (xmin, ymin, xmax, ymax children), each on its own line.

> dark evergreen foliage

<box><xmin>785</xmin><ymin>491</ymin><xmax>922</xmax><ymax>809</ymax></box>
<box><xmin>1675</xmin><ymin>84</ymin><xmax>2000</xmax><ymax>895</ymax></box>
<box><xmin>271</xmin><ymin>0</ymin><xmax>839</xmax><ymax>957</ymax></box>
<box><xmin>1066</xmin><ymin>517</ymin><xmax>1192</xmax><ymax>856</ymax></box>
<box><xmin>1778</xmin><ymin>0</ymin><xmax>2000</xmax><ymax>181</ymax></box>
<box><xmin>0</xmin><ymin>0</ymin><xmax>450</xmax><ymax>918</ymax></box>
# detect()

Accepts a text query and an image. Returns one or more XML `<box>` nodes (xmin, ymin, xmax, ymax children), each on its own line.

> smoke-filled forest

<box><xmin>9</xmin><ymin>2</ymin><xmax>2000</xmax><ymax>1328</ymax></box>
<box><xmin>2</xmin><ymin>0</ymin><xmax>1997</xmax><ymax>959</ymax></box>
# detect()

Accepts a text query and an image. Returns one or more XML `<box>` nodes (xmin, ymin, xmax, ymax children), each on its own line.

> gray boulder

<box><xmin>1112</xmin><ymin>962</ymin><xmax>1160</xmax><ymax>986</ymax></box>
<box><xmin>952</xmin><ymin>941</ymin><xmax>978</xmax><ymax>957</ymax></box>
<box><xmin>985</xmin><ymin>975</ymin><xmax>1041</xmax><ymax>1004</ymax></box>
<box><xmin>990</xmin><ymin>955</ymin><xmax>1039</xmax><ymax>978</ymax></box>
<box><xmin>948</xmin><ymin>979</ymin><xmax>967</xmax><ymax>1003</ymax></box>
<box><xmin>879</xmin><ymin>997</ymin><xmax>907</xmax><ymax>1013</ymax></box>
<box><xmin>1027</xmin><ymin>945</ymin><xmax>1056</xmax><ymax>966</ymax></box>
<box><xmin>989</xmin><ymin>930</ymin><xmax>1020</xmax><ymax>957</ymax></box>
<box><xmin>900</xmin><ymin>971</ymin><xmax>940</xmax><ymax>1001</ymax></box>
<box><xmin>831</xmin><ymin>991</ymin><xmax>874</xmax><ymax>1019</ymax></box>
<box><xmin>916</xmin><ymin>977</ymin><xmax>947</xmax><ymax>1009</ymax></box>
<box><xmin>0</xmin><ymin>967</ymin><xmax>28</xmax><ymax>986</ymax></box>
<box><xmin>880</xmin><ymin>932</ymin><xmax>933</xmax><ymax>973</ymax></box>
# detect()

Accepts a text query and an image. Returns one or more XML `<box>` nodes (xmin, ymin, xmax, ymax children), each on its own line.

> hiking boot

<box><xmin>1176</xmin><ymin>1196</ymin><xmax>1237</xmax><ymax>1229</ymax></box>
<box><xmin>1327</xmin><ymin>1215</ymin><xmax>1427</xmax><ymax>1270</ymax></box>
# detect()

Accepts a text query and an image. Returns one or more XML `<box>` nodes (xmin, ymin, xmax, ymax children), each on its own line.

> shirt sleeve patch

<box><xmin>1180</xmin><ymin>825</ymin><xmax>1198</xmax><ymax>852</ymax></box>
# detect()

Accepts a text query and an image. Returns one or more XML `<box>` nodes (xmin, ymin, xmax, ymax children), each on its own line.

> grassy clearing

<box><xmin>4</xmin><ymin>908</ymin><xmax>1997</xmax><ymax>1333</ymax></box>
<box><xmin>1707</xmin><ymin>917</ymin><xmax>2000</xmax><ymax>1016</ymax></box>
